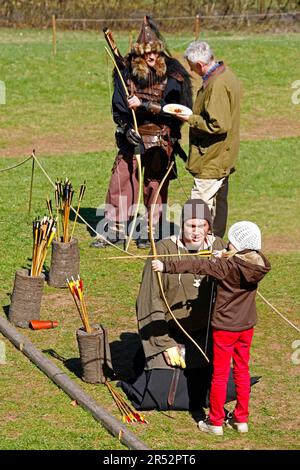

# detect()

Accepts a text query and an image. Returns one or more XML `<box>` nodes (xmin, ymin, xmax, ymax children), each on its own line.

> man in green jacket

<box><xmin>175</xmin><ymin>41</ymin><xmax>241</xmax><ymax>238</ymax></box>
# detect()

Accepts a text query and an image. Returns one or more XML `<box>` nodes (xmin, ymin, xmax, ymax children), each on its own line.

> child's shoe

<box><xmin>233</xmin><ymin>422</ymin><xmax>248</xmax><ymax>433</ymax></box>
<box><xmin>225</xmin><ymin>416</ymin><xmax>248</xmax><ymax>433</ymax></box>
<box><xmin>198</xmin><ymin>418</ymin><xmax>223</xmax><ymax>436</ymax></box>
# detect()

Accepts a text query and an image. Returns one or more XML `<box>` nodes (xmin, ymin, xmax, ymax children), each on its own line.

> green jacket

<box><xmin>186</xmin><ymin>63</ymin><xmax>241</xmax><ymax>179</ymax></box>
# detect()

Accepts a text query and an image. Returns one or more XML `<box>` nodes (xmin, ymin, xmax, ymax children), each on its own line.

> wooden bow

<box><xmin>104</xmin><ymin>47</ymin><xmax>143</xmax><ymax>252</ymax></box>
<box><xmin>148</xmin><ymin>162</ymin><xmax>210</xmax><ymax>364</ymax></box>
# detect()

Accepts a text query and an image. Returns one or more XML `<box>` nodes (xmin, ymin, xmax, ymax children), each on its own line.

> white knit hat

<box><xmin>228</xmin><ymin>221</ymin><xmax>261</xmax><ymax>251</ymax></box>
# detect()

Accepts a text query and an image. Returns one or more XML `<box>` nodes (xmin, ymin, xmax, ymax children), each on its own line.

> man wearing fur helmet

<box><xmin>91</xmin><ymin>16</ymin><xmax>192</xmax><ymax>249</ymax></box>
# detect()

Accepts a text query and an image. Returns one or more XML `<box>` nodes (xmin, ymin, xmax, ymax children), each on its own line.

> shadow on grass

<box><xmin>2</xmin><ymin>304</ymin><xmax>10</xmax><ymax>319</ymax></box>
<box><xmin>42</xmin><ymin>331</ymin><xmax>142</xmax><ymax>382</ymax></box>
<box><xmin>69</xmin><ymin>207</ymin><xmax>180</xmax><ymax>241</ymax></box>
<box><xmin>110</xmin><ymin>332</ymin><xmax>143</xmax><ymax>382</ymax></box>
<box><xmin>69</xmin><ymin>207</ymin><xmax>104</xmax><ymax>238</ymax></box>
<box><xmin>42</xmin><ymin>348</ymin><xmax>82</xmax><ymax>378</ymax></box>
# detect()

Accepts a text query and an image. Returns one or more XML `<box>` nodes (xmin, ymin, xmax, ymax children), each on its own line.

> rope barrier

<box><xmin>31</xmin><ymin>152</ymin><xmax>136</xmax><ymax>256</ymax></box>
<box><xmin>31</xmin><ymin>152</ymin><xmax>56</xmax><ymax>189</ymax></box>
<box><xmin>258</xmin><ymin>291</ymin><xmax>300</xmax><ymax>334</ymax></box>
<box><xmin>29</xmin><ymin>154</ymin><xmax>300</xmax><ymax>334</ymax></box>
<box><xmin>0</xmin><ymin>155</ymin><xmax>33</xmax><ymax>173</ymax></box>
<box><xmin>2</xmin><ymin>150</ymin><xmax>300</xmax><ymax>334</ymax></box>
<box><xmin>54</xmin><ymin>12</ymin><xmax>299</xmax><ymax>23</ymax></box>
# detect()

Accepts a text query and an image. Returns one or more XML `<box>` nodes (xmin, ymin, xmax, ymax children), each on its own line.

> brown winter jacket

<box><xmin>164</xmin><ymin>250</ymin><xmax>271</xmax><ymax>332</ymax></box>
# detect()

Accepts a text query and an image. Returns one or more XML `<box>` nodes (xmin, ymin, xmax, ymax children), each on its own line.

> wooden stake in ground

<box><xmin>194</xmin><ymin>14</ymin><xmax>200</xmax><ymax>39</ymax></box>
<box><xmin>28</xmin><ymin>150</ymin><xmax>35</xmax><ymax>216</ymax></box>
<box><xmin>52</xmin><ymin>14</ymin><xmax>57</xmax><ymax>56</ymax></box>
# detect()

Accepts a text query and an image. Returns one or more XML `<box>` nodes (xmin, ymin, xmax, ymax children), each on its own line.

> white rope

<box><xmin>258</xmin><ymin>291</ymin><xmax>300</xmax><ymax>334</ymax></box>
<box><xmin>32</xmin><ymin>153</ymin><xmax>56</xmax><ymax>188</ymax></box>
<box><xmin>5</xmin><ymin>151</ymin><xmax>300</xmax><ymax>336</ymax></box>
<box><xmin>0</xmin><ymin>155</ymin><xmax>33</xmax><ymax>173</ymax></box>
<box><xmin>32</xmin><ymin>153</ymin><xmax>136</xmax><ymax>257</ymax></box>
<box><xmin>55</xmin><ymin>12</ymin><xmax>299</xmax><ymax>23</ymax></box>
<box><xmin>170</xmin><ymin>39</ymin><xmax>192</xmax><ymax>50</ymax></box>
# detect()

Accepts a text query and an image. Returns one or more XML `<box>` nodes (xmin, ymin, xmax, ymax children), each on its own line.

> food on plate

<box><xmin>162</xmin><ymin>104</ymin><xmax>192</xmax><ymax>116</ymax></box>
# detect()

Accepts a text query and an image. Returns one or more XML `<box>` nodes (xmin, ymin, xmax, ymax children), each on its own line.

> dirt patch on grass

<box><xmin>263</xmin><ymin>234</ymin><xmax>300</xmax><ymax>253</ymax></box>
<box><xmin>0</xmin><ymin>129</ymin><xmax>114</xmax><ymax>159</ymax></box>
<box><xmin>241</xmin><ymin>118</ymin><xmax>300</xmax><ymax>141</ymax></box>
<box><xmin>1</xmin><ymin>118</ymin><xmax>300</xmax><ymax>159</ymax></box>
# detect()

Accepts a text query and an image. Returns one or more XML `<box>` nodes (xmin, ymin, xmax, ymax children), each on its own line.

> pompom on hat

<box><xmin>228</xmin><ymin>221</ymin><xmax>261</xmax><ymax>251</ymax></box>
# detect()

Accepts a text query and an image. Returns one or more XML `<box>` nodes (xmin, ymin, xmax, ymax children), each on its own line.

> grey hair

<box><xmin>184</xmin><ymin>41</ymin><xmax>214</xmax><ymax>65</ymax></box>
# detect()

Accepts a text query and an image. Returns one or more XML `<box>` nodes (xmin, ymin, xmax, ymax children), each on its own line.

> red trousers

<box><xmin>209</xmin><ymin>327</ymin><xmax>254</xmax><ymax>426</ymax></box>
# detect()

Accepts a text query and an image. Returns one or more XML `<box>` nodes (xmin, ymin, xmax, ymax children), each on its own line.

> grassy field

<box><xmin>1</xmin><ymin>28</ymin><xmax>300</xmax><ymax>156</ymax></box>
<box><xmin>0</xmin><ymin>28</ymin><xmax>300</xmax><ymax>450</ymax></box>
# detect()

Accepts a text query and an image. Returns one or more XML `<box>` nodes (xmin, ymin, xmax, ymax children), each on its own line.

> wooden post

<box><xmin>28</xmin><ymin>151</ymin><xmax>35</xmax><ymax>215</ymax></box>
<box><xmin>52</xmin><ymin>14</ymin><xmax>57</xmax><ymax>56</ymax></box>
<box><xmin>0</xmin><ymin>316</ymin><xmax>150</xmax><ymax>451</ymax></box>
<box><xmin>194</xmin><ymin>14</ymin><xmax>200</xmax><ymax>40</ymax></box>
<box><xmin>259</xmin><ymin>0</ymin><xmax>265</xmax><ymax>14</ymax></box>
<box><xmin>129</xmin><ymin>31</ymin><xmax>133</xmax><ymax>52</ymax></box>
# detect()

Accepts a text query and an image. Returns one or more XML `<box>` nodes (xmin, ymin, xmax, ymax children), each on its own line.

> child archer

<box><xmin>152</xmin><ymin>221</ymin><xmax>271</xmax><ymax>435</ymax></box>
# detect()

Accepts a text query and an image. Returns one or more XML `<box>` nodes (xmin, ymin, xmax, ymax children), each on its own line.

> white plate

<box><xmin>163</xmin><ymin>103</ymin><xmax>193</xmax><ymax>116</ymax></box>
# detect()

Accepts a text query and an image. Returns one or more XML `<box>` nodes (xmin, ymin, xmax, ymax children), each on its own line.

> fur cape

<box><xmin>116</xmin><ymin>53</ymin><xmax>193</xmax><ymax>109</ymax></box>
<box><xmin>113</xmin><ymin>53</ymin><xmax>193</xmax><ymax>108</ymax></box>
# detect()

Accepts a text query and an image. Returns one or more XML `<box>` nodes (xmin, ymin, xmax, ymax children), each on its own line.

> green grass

<box><xmin>230</xmin><ymin>137</ymin><xmax>300</xmax><ymax>243</ymax></box>
<box><xmin>1</xmin><ymin>142</ymin><xmax>300</xmax><ymax>450</ymax></box>
<box><xmin>0</xmin><ymin>28</ymin><xmax>300</xmax><ymax>450</ymax></box>
<box><xmin>1</xmin><ymin>28</ymin><xmax>300</xmax><ymax>155</ymax></box>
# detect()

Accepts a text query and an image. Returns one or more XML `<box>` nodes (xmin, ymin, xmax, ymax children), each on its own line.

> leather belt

<box><xmin>138</xmin><ymin>124</ymin><xmax>163</xmax><ymax>135</ymax></box>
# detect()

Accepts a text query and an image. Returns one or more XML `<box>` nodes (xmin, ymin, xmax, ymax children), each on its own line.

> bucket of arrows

<box><xmin>48</xmin><ymin>238</ymin><xmax>80</xmax><ymax>288</ymax></box>
<box><xmin>67</xmin><ymin>277</ymin><xmax>114</xmax><ymax>384</ymax></box>
<box><xmin>47</xmin><ymin>179</ymin><xmax>85</xmax><ymax>288</ymax></box>
<box><xmin>9</xmin><ymin>269</ymin><xmax>45</xmax><ymax>328</ymax></box>
<box><xmin>8</xmin><ymin>215</ymin><xmax>56</xmax><ymax>328</ymax></box>
<box><xmin>76</xmin><ymin>325</ymin><xmax>111</xmax><ymax>384</ymax></box>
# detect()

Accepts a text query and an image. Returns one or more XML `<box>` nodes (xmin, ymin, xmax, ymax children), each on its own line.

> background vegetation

<box><xmin>0</xmin><ymin>27</ymin><xmax>299</xmax><ymax>450</ymax></box>
<box><xmin>1</xmin><ymin>0</ymin><xmax>300</xmax><ymax>31</ymax></box>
